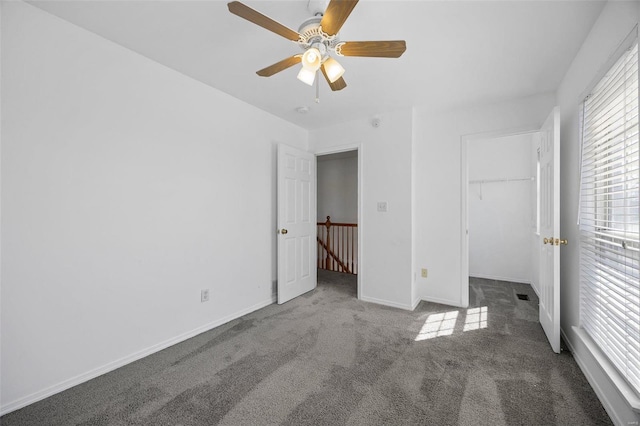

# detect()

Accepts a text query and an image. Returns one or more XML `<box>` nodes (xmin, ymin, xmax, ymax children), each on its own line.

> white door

<box><xmin>277</xmin><ymin>144</ymin><xmax>317</xmax><ymax>304</ymax></box>
<box><xmin>539</xmin><ymin>107</ymin><xmax>561</xmax><ymax>353</ymax></box>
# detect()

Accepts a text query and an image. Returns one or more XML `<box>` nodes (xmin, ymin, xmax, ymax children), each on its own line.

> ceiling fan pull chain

<box><xmin>315</xmin><ymin>71</ymin><xmax>321</xmax><ymax>103</ymax></box>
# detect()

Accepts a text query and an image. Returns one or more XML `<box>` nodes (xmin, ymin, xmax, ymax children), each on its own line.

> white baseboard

<box><xmin>529</xmin><ymin>281</ymin><xmax>540</xmax><ymax>298</ymax></box>
<box><xmin>366</xmin><ymin>292</ymin><xmax>464</xmax><ymax>311</ymax></box>
<box><xmin>562</xmin><ymin>327</ymin><xmax>640</xmax><ymax>425</ymax></box>
<box><xmin>419</xmin><ymin>295</ymin><xmax>466</xmax><ymax>308</ymax></box>
<box><xmin>0</xmin><ymin>296</ymin><xmax>276</xmax><ymax>416</ymax></box>
<box><xmin>360</xmin><ymin>295</ymin><xmax>413</xmax><ymax>311</ymax></box>
<box><xmin>411</xmin><ymin>296</ymin><xmax>422</xmax><ymax>310</ymax></box>
<box><xmin>469</xmin><ymin>273</ymin><xmax>531</xmax><ymax>285</ymax></box>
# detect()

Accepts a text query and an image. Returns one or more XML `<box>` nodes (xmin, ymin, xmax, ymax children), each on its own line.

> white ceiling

<box><xmin>28</xmin><ymin>0</ymin><xmax>605</xmax><ymax>130</ymax></box>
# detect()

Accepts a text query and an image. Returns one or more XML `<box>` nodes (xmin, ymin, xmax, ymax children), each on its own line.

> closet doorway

<box><xmin>461</xmin><ymin>129</ymin><xmax>542</xmax><ymax>303</ymax></box>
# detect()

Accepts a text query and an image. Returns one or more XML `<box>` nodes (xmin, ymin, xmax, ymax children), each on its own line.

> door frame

<box><xmin>314</xmin><ymin>143</ymin><xmax>363</xmax><ymax>300</ymax></box>
<box><xmin>460</xmin><ymin>125</ymin><xmax>540</xmax><ymax>307</ymax></box>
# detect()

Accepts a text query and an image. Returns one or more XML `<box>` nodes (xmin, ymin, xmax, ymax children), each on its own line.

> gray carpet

<box><xmin>1</xmin><ymin>271</ymin><xmax>612</xmax><ymax>425</ymax></box>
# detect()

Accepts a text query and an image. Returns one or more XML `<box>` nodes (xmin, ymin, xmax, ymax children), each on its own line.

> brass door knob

<box><xmin>543</xmin><ymin>237</ymin><xmax>567</xmax><ymax>245</ymax></box>
<box><xmin>281</xmin><ymin>229</ymin><xmax>288</xmax><ymax>234</ymax></box>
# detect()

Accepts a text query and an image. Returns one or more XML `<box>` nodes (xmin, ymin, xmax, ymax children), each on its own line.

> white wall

<box><xmin>317</xmin><ymin>155</ymin><xmax>357</xmax><ymax>224</ymax></box>
<box><xmin>413</xmin><ymin>93</ymin><xmax>556</xmax><ymax>307</ymax></box>
<box><xmin>310</xmin><ymin>109</ymin><xmax>414</xmax><ymax>310</ymax></box>
<box><xmin>556</xmin><ymin>1</ymin><xmax>640</xmax><ymax>424</ymax></box>
<box><xmin>468</xmin><ymin>133</ymin><xmax>534</xmax><ymax>284</ymax></box>
<box><xmin>0</xmin><ymin>1</ymin><xmax>307</xmax><ymax>413</ymax></box>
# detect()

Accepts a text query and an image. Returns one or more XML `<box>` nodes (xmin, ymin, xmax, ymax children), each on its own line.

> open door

<box><xmin>539</xmin><ymin>107</ymin><xmax>561</xmax><ymax>353</ymax></box>
<box><xmin>277</xmin><ymin>144</ymin><xmax>317</xmax><ymax>304</ymax></box>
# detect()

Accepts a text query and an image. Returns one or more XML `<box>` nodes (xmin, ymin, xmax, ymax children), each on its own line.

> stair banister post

<box><xmin>325</xmin><ymin>216</ymin><xmax>331</xmax><ymax>270</ymax></box>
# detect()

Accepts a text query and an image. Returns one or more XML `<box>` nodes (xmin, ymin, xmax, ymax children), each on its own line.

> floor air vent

<box><xmin>516</xmin><ymin>294</ymin><xmax>530</xmax><ymax>301</ymax></box>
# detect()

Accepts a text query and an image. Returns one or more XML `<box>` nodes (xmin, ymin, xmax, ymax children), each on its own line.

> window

<box><xmin>579</xmin><ymin>40</ymin><xmax>639</xmax><ymax>395</ymax></box>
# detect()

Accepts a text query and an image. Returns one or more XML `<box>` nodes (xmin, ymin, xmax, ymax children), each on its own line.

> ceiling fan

<box><xmin>227</xmin><ymin>0</ymin><xmax>407</xmax><ymax>91</ymax></box>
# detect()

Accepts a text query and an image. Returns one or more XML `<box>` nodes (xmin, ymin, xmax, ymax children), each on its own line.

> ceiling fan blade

<box><xmin>320</xmin><ymin>0</ymin><xmax>359</xmax><ymax>36</ymax></box>
<box><xmin>228</xmin><ymin>1</ymin><xmax>301</xmax><ymax>42</ymax></box>
<box><xmin>320</xmin><ymin>64</ymin><xmax>347</xmax><ymax>91</ymax></box>
<box><xmin>256</xmin><ymin>55</ymin><xmax>302</xmax><ymax>77</ymax></box>
<box><xmin>337</xmin><ymin>40</ymin><xmax>406</xmax><ymax>58</ymax></box>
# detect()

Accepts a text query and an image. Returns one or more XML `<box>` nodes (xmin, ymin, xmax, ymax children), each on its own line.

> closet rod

<box><xmin>469</xmin><ymin>177</ymin><xmax>534</xmax><ymax>184</ymax></box>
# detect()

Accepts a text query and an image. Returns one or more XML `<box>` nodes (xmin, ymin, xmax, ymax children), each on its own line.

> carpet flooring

<box><xmin>1</xmin><ymin>271</ymin><xmax>612</xmax><ymax>425</ymax></box>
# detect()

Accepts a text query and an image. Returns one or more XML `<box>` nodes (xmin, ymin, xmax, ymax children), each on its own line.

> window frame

<box><xmin>578</xmin><ymin>34</ymin><xmax>640</xmax><ymax>400</ymax></box>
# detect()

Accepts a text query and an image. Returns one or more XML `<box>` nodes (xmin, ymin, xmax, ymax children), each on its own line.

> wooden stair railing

<box><xmin>317</xmin><ymin>216</ymin><xmax>358</xmax><ymax>275</ymax></box>
<box><xmin>317</xmin><ymin>236</ymin><xmax>352</xmax><ymax>273</ymax></box>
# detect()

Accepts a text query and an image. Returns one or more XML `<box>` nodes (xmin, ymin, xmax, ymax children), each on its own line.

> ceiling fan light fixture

<box><xmin>228</xmin><ymin>0</ymin><xmax>406</xmax><ymax>93</ymax></box>
<box><xmin>323</xmin><ymin>56</ymin><xmax>345</xmax><ymax>83</ymax></box>
<box><xmin>301</xmin><ymin>47</ymin><xmax>322</xmax><ymax>71</ymax></box>
<box><xmin>297</xmin><ymin>67</ymin><xmax>316</xmax><ymax>86</ymax></box>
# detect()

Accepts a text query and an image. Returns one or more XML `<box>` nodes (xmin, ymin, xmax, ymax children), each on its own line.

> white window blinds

<box><xmin>579</xmin><ymin>40</ymin><xmax>640</xmax><ymax>395</ymax></box>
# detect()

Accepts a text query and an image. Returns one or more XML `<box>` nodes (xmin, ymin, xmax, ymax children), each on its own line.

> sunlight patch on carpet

<box><xmin>415</xmin><ymin>311</ymin><xmax>459</xmax><ymax>341</ymax></box>
<box><xmin>463</xmin><ymin>306</ymin><xmax>488</xmax><ymax>331</ymax></box>
<box><xmin>415</xmin><ymin>306</ymin><xmax>489</xmax><ymax>341</ymax></box>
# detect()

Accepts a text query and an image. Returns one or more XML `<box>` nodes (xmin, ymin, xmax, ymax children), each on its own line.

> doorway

<box><xmin>316</xmin><ymin>147</ymin><xmax>361</xmax><ymax>299</ymax></box>
<box><xmin>461</xmin><ymin>127</ymin><xmax>541</xmax><ymax>307</ymax></box>
<box><xmin>461</xmin><ymin>109</ymin><xmax>561</xmax><ymax>353</ymax></box>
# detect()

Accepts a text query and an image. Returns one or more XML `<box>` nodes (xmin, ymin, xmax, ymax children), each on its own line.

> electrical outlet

<box><xmin>201</xmin><ymin>289</ymin><xmax>210</xmax><ymax>303</ymax></box>
<box><xmin>421</xmin><ymin>268</ymin><xmax>428</xmax><ymax>278</ymax></box>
